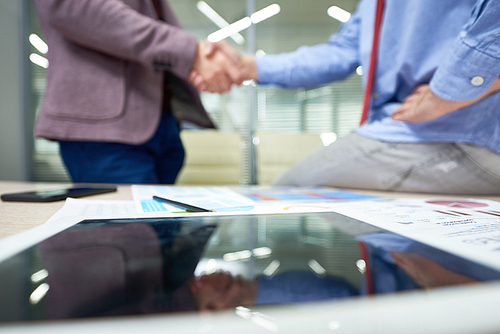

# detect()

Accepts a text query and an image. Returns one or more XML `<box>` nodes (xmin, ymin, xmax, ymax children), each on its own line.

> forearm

<box><xmin>255</xmin><ymin>43</ymin><xmax>358</xmax><ymax>88</ymax></box>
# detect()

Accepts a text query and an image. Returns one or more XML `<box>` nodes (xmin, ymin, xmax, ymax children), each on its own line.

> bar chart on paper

<box><xmin>240</xmin><ymin>187</ymin><xmax>379</xmax><ymax>202</ymax></box>
<box><xmin>132</xmin><ymin>186</ymin><xmax>256</xmax><ymax>213</ymax></box>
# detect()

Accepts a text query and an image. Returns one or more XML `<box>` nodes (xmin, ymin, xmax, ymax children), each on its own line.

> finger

<box><xmin>211</xmin><ymin>65</ymin><xmax>233</xmax><ymax>93</ymax></box>
<box><xmin>215</xmin><ymin>72</ymin><xmax>232</xmax><ymax>93</ymax></box>
<box><xmin>193</xmin><ymin>77</ymin><xmax>208</xmax><ymax>92</ymax></box>
<box><xmin>206</xmin><ymin>78</ymin><xmax>224</xmax><ymax>93</ymax></box>
<box><xmin>414</xmin><ymin>84</ymin><xmax>430</xmax><ymax>94</ymax></box>
<box><xmin>204</xmin><ymin>41</ymin><xmax>217</xmax><ymax>57</ymax></box>
<box><xmin>391</xmin><ymin>107</ymin><xmax>412</xmax><ymax>121</ymax></box>
<box><xmin>188</xmin><ymin>70</ymin><xmax>208</xmax><ymax>91</ymax></box>
<box><xmin>188</xmin><ymin>70</ymin><xmax>200</xmax><ymax>83</ymax></box>
<box><xmin>402</xmin><ymin>90</ymin><xmax>422</xmax><ymax>103</ymax></box>
<box><xmin>205</xmin><ymin>74</ymin><xmax>223</xmax><ymax>93</ymax></box>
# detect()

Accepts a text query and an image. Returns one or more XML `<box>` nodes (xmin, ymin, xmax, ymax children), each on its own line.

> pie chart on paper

<box><xmin>425</xmin><ymin>200</ymin><xmax>489</xmax><ymax>209</ymax></box>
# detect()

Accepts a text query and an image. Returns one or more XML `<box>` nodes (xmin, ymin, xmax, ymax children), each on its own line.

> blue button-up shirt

<box><xmin>257</xmin><ymin>0</ymin><xmax>500</xmax><ymax>153</ymax></box>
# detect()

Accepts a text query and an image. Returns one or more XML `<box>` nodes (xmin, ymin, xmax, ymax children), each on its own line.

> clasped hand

<box><xmin>189</xmin><ymin>40</ymin><xmax>256</xmax><ymax>93</ymax></box>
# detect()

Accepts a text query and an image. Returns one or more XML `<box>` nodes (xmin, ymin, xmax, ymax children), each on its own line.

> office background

<box><xmin>0</xmin><ymin>0</ymin><xmax>362</xmax><ymax>184</ymax></box>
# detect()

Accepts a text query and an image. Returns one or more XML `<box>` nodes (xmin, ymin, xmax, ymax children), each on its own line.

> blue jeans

<box><xmin>60</xmin><ymin>113</ymin><xmax>184</xmax><ymax>184</ymax></box>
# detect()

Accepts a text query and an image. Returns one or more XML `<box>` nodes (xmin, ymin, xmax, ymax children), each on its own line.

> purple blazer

<box><xmin>33</xmin><ymin>0</ymin><xmax>214</xmax><ymax>145</ymax></box>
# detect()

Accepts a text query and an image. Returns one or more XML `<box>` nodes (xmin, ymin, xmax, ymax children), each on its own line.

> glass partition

<box><xmin>28</xmin><ymin>0</ymin><xmax>362</xmax><ymax>183</ymax></box>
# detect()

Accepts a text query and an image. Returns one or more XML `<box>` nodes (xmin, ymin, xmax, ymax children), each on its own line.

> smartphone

<box><xmin>0</xmin><ymin>186</ymin><xmax>117</xmax><ymax>202</ymax></box>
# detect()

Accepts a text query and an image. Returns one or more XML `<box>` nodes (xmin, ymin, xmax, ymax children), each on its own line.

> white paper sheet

<box><xmin>330</xmin><ymin>198</ymin><xmax>500</xmax><ymax>270</ymax></box>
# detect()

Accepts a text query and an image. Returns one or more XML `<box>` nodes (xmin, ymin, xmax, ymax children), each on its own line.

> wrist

<box><xmin>191</xmin><ymin>43</ymin><xmax>203</xmax><ymax>72</ymax></box>
<box><xmin>488</xmin><ymin>76</ymin><xmax>500</xmax><ymax>94</ymax></box>
<box><xmin>241</xmin><ymin>55</ymin><xmax>258</xmax><ymax>82</ymax></box>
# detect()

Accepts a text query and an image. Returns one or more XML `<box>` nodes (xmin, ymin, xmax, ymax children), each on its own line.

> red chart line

<box><xmin>476</xmin><ymin>210</ymin><xmax>500</xmax><ymax>217</ymax></box>
<box><xmin>449</xmin><ymin>210</ymin><xmax>470</xmax><ymax>216</ymax></box>
<box><xmin>434</xmin><ymin>210</ymin><xmax>460</xmax><ymax>216</ymax></box>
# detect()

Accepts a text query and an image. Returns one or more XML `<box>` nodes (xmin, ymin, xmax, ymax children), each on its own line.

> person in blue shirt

<box><xmin>192</xmin><ymin>0</ymin><xmax>500</xmax><ymax>194</ymax></box>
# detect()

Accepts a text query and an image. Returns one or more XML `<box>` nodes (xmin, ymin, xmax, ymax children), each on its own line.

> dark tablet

<box><xmin>0</xmin><ymin>212</ymin><xmax>498</xmax><ymax>322</ymax></box>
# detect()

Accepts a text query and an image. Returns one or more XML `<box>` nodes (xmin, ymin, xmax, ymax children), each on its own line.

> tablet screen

<box><xmin>1</xmin><ymin>212</ymin><xmax>499</xmax><ymax>322</ymax></box>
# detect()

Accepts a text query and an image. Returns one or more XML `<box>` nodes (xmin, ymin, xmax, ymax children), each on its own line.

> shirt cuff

<box><xmin>430</xmin><ymin>38</ymin><xmax>500</xmax><ymax>101</ymax></box>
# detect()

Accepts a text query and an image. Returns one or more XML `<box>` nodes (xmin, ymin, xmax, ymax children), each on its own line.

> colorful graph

<box><xmin>245</xmin><ymin>188</ymin><xmax>378</xmax><ymax>202</ymax></box>
<box><xmin>425</xmin><ymin>200</ymin><xmax>489</xmax><ymax>209</ymax></box>
<box><xmin>425</xmin><ymin>200</ymin><xmax>500</xmax><ymax>218</ymax></box>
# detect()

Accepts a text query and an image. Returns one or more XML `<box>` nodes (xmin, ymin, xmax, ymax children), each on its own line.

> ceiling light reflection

<box><xmin>255</xmin><ymin>49</ymin><xmax>266</xmax><ymax>58</ymax></box>
<box><xmin>205</xmin><ymin>258</ymin><xmax>217</xmax><ymax>274</ymax></box>
<box><xmin>253</xmin><ymin>247</ymin><xmax>271</xmax><ymax>258</ymax></box>
<box><xmin>29</xmin><ymin>34</ymin><xmax>48</xmax><ymax>54</ymax></box>
<box><xmin>250</xmin><ymin>4</ymin><xmax>281</xmax><ymax>24</ymax></box>
<box><xmin>29</xmin><ymin>53</ymin><xmax>49</xmax><ymax>68</ymax></box>
<box><xmin>263</xmin><ymin>260</ymin><xmax>280</xmax><ymax>276</ymax></box>
<box><xmin>242</xmin><ymin>79</ymin><xmax>256</xmax><ymax>86</ymax></box>
<box><xmin>320</xmin><ymin>133</ymin><xmax>337</xmax><ymax>146</ymax></box>
<box><xmin>29</xmin><ymin>283</ymin><xmax>49</xmax><ymax>305</ymax></box>
<box><xmin>327</xmin><ymin>6</ymin><xmax>351</xmax><ymax>23</ymax></box>
<box><xmin>208</xmin><ymin>17</ymin><xmax>252</xmax><ymax>43</ymax></box>
<box><xmin>31</xmin><ymin>269</ymin><xmax>49</xmax><ymax>283</ymax></box>
<box><xmin>235</xmin><ymin>306</ymin><xmax>252</xmax><ymax>319</ymax></box>
<box><xmin>328</xmin><ymin>320</ymin><xmax>341</xmax><ymax>331</ymax></box>
<box><xmin>252</xmin><ymin>314</ymin><xmax>279</xmax><ymax>333</ymax></box>
<box><xmin>208</xmin><ymin>4</ymin><xmax>280</xmax><ymax>42</ymax></box>
<box><xmin>308</xmin><ymin>259</ymin><xmax>326</xmax><ymax>276</ymax></box>
<box><xmin>223</xmin><ymin>249</ymin><xmax>252</xmax><ymax>262</ymax></box>
<box><xmin>235</xmin><ymin>307</ymin><xmax>279</xmax><ymax>333</ymax></box>
<box><xmin>223</xmin><ymin>247</ymin><xmax>272</xmax><ymax>262</ymax></box>
<box><xmin>197</xmin><ymin>1</ymin><xmax>245</xmax><ymax>45</ymax></box>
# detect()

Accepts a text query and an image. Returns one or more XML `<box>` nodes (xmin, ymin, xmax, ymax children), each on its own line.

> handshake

<box><xmin>189</xmin><ymin>40</ymin><xmax>258</xmax><ymax>93</ymax></box>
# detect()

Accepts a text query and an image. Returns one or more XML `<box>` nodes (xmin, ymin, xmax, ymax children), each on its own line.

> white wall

<box><xmin>0</xmin><ymin>0</ymin><xmax>32</xmax><ymax>181</ymax></box>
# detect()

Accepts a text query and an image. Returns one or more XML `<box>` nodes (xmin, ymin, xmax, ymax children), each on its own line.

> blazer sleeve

<box><xmin>37</xmin><ymin>0</ymin><xmax>198</xmax><ymax>79</ymax></box>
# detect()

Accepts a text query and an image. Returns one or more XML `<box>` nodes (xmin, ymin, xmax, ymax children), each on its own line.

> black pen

<box><xmin>152</xmin><ymin>195</ymin><xmax>212</xmax><ymax>212</ymax></box>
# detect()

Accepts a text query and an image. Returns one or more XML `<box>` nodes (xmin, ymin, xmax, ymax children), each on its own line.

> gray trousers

<box><xmin>273</xmin><ymin>132</ymin><xmax>500</xmax><ymax>195</ymax></box>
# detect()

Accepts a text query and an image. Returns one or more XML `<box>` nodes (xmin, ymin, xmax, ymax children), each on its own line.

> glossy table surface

<box><xmin>2</xmin><ymin>181</ymin><xmax>499</xmax><ymax>240</ymax></box>
<box><xmin>0</xmin><ymin>181</ymin><xmax>131</xmax><ymax>240</ymax></box>
<box><xmin>1</xmin><ymin>181</ymin><xmax>500</xmax><ymax>334</ymax></box>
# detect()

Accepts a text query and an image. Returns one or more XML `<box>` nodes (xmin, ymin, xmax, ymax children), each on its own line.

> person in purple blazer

<box><xmin>32</xmin><ymin>0</ymin><xmax>242</xmax><ymax>184</ymax></box>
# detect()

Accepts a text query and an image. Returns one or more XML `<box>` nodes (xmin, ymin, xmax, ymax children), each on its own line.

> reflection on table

<box><xmin>1</xmin><ymin>212</ymin><xmax>498</xmax><ymax>322</ymax></box>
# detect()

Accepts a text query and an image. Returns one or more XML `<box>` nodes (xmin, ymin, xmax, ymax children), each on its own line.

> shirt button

<box><xmin>471</xmin><ymin>76</ymin><xmax>485</xmax><ymax>86</ymax></box>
